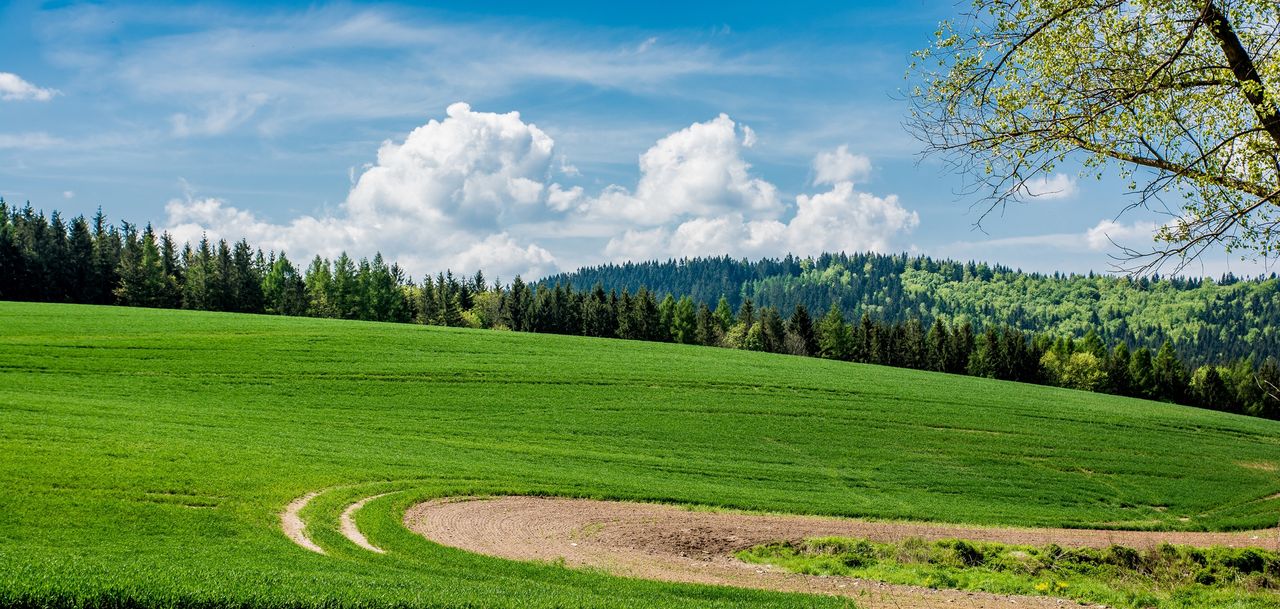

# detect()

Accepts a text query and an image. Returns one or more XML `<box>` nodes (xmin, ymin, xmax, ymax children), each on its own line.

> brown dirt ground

<box><xmin>340</xmin><ymin>493</ymin><xmax>393</xmax><ymax>553</ymax></box>
<box><xmin>404</xmin><ymin>496</ymin><xmax>1279</xmax><ymax>609</ymax></box>
<box><xmin>281</xmin><ymin>490</ymin><xmax>325</xmax><ymax>555</ymax></box>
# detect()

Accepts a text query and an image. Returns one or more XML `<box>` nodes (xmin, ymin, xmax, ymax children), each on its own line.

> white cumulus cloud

<box><xmin>165</xmin><ymin>102</ymin><xmax>565</xmax><ymax>279</ymax></box>
<box><xmin>0</xmin><ymin>73</ymin><xmax>59</xmax><ymax>101</ymax></box>
<box><xmin>588</xmin><ymin>114</ymin><xmax>780</xmax><ymax>225</ymax></box>
<box><xmin>165</xmin><ymin>104</ymin><xmax>918</xmax><ymax>281</ymax></box>
<box><xmin>604</xmin><ymin>182</ymin><xmax>918</xmax><ymax>261</ymax></box>
<box><xmin>812</xmin><ymin>144</ymin><xmax>871</xmax><ymax>186</ymax></box>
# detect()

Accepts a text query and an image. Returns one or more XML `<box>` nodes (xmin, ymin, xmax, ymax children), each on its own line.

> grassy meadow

<box><xmin>2</xmin><ymin>301</ymin><xmax>1279</xmax><ymax>608</ymax></box>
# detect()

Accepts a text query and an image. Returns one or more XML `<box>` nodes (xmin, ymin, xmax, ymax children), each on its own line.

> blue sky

<box><xmin>1</xmin><ymin>0</ymin><xmax>1270</xmax><ymax>279</ymax></box>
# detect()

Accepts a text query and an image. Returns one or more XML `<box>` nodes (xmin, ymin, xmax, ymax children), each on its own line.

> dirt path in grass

<box><xmin>405</xmin><ymin>496</ymin><xmax>1278</xmax><ymax>609</ymax></box>
<box><xmin>341</xmin><ymin>493</ymin><xmax>393</xmax><ymax>554</ymax></box>
<box><xmin>281</xmin><ymin>491</ymin><xmax>326</xmax><ymax>555</ymax></box>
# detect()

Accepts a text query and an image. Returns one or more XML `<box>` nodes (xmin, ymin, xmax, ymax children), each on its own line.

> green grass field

<box><xmin>2</xmin><ymin>302</ymin><xmax>1278</xmax><ymax>608</ymax></box>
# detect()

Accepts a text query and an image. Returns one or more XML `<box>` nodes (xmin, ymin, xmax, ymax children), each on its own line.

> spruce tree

<box><xmin>331</xmin><ymin>253</ymin><xmax>359</xmax><ymax>319</ymax></box>
<box><xmin>695</xmin><ymin>302</ymin><xmax>719</xmax><ymax>346</ymax></box>
<box><xmin>417</xmin><ymin>274</ymin><xmax>439</xmax><ymax>324</ymax></box>
<box><xmin>926</xmin><ymin>319</ymin><xmax>949</xmax><ymax>372</ymax></box>
<box><xmin>231</xmin><ymin>240</ymin><xmax>264</xmax><ymax>314</ymax></box>
<box><xmin>1153</xmin><ymin>341</ymin><xmax>1189</xmax><ymax>403</ymax></box>
<box><xmin>760</xmin><ymin>307</ymin><xmax>786</xmax><ymax>353</ymax></box>
<box><xmin>787</xmin><ymin>304</ymin><xmax>817</xmax><ymax>357</ymax></box>
<box><xmin>0</xmin><ymin>202</ymin><xmax>19</xmax><ymax>300</ymax></box>
<box><xmin>66</xmin><ymin>215</ymin><xmax>95</xmax><ymax>303</ymax></box>
<box><xmin>90</xmin><ymin>208</ymin><xmax>121</xmax><ymax>304</ymax></box>
<box><xmin>671</xmin><ymin>296</ymin><xmax>697</xmax><ymax>344</ymax></box>
<box><xmin>114</xmin><ymin>225</ymin><xmax>167</xmax><ymax>308</ymax></box>
<box><xmin>816</xmin><ymin>303</ymin><xmax>852</xmax><ymax>360</ymax></box>
<box><xmin>182</xmin><ymin>237</ymin><xmax>210</xmax><ymax>310</ymax></box>
<box><xmin>503</xmin><ymin>276</ymin><xmax>530</xmax><ymax>331</ymax></box>
<box><xmin>1129</xmin><ymin>347</ymin><xmax>1157</xmax><ymax>400</ymax></box>
<box><xmin>657</xmin><ymin>294</ymin><xmax>676</xmax><ymax>342</ymax></box>
<box><xmin>736</xmin><ymin>297</ymin><xmax>755</xmax><ymax>328</ymax></box>
<box><xmin>713</xmin><ymin>296</ymin><xmax>734</xmax><ymax>332</ymax></box>
<box><xmin>1103</xmin><ymin>343</ymin><xmax>1132</xmax><ymax>396</ymax></box>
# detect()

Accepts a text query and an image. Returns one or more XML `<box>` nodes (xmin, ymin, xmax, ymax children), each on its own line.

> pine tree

<box><xmin>787</xmin><ymin>304</ymin><xmax>817</xmax><ymax>357</ymax></box>
<box><xmin>816</xmin><ymin>303</ymin><xmax>852</xmax><ymax>360</ymax></box>
<box><xmin>695</xmin><ymin>302</ymin><xmax>720</xmax><ymax>346</ymax></box>
<box><xmin>442</xmin><ymin>290</ymin><xmax>465</xmax><ymax>327</ymax></box>
<box><xmin>158</xmin><ymin>232</ymin><xmax>182</xmax><ymax>307</ymax></box>
<box><xmin>656</xmin><ymin>294</ymin><xmax>676</xmax><ymax>342</ymax></box>
<box><xmin>1103</xmin><ymin>343</ymin><xmax>1132</xmax><ymax>396</ymax></box>
<box><xmin>417</xmin><ymin>274</ymin><xmax>439</xmax><ymax>324</ymax></box>
<box><xmin>503</xmin><ymin>276</ymin><xmax>530</xmax><ymax>331</ymax></box>
<box><xmin>66</xmin><ymin>215</ymin><xmax>95</xmax><ymax>303</ymax></box>
<box><xmin>90</xmin><ymin>209</ymin><xmax>120</xmax><ymax>304</ymax></box>
<box><xmin>926</xmin><ymin>319</ymin><xmax>949</xmax><ymax>372</ymax></box>
<box><xmin>263</xmin><ymin>253</ymin><xmax>307</xmax><ymax>316</ymax></box>
<box><xmin>713</xmin><ymin>296</ymin><xmax>734</xmax><ymax>332</ymax></box>
<box><xmin>182</xmin><ymin>237</ymin><xmax>210</xmax><ymax>310</ymax></box>
<box><xmin>852</xmin><ymin>312</ymin><xmax>875</xmax><ymax>363</ymax></box>
<box><xmin>0</xmin><ymin>202</ymin><xmax>19</xmax><ymax>300</ymax></box>
<box><xmin>114</xmin><ymin>225</ymin><xmax>168</xmax><ymax>307</ymax></box>
<box><xmin>44</xmin><ymin>212</ymin><xmax>70</xmax><ymax>301</ymax></box>
<box><xmin>1153</xmin><ymin>341</ymin><xmax>1189</xmax><ymax>403</ymax></box>
<box><xmin>582</xmin><ymin>283</ymin><xmax>613</xmax><ymax>338</ymax></box>
<box><xmin>231</xmin><ymin>240</ymin><xmax>264</xmax><ymax>313</ymax></box>
<box><xmin>736</xmin><ymin>297</ymin><xmax>755</xmax><ymax>328</ymax></box>
<box><xmin>303</xmin><ymin>256</ymin><xmax>333</xmax><ymax>317</ymax></box>
<box><xmin>671</xmin><ymin>296</ymin><xmax>697</xmax><ymax>344</ymax></box>
<box><xmin>948</xmin><ymin>321</ymin><xmax>975</xmax><ymax>374</ymax></box>
<box><xmin>968</xmin><ymin>327</ymin><xmax>1000</xmax><ymax>378</ymax></box>
<box><xmin>211</xmin><ymin>240</ymin><xmax>234</xmax><ymax>311</ymax></box>
<box><xmin>759</xmin><ymin>307</ymin><xmax>786</xmax><ymax>353</ymax></box>
<box><xmin>1129</xmin><ymin>347</ymin><xmax>1157</xmax><ymax>400</ymax></box>
<box><xmin>902</xmin><ymin>318</ymin><xmax>927</xmax><ymax>370</ymax></box>
<box><xmin>615</xmin><ymin>290</ymin><xmax>635</xmax><ymax>339</ymax></box>
<box><xmin>633</xmin><ymin>287</ymin><xmax>662</xmax><ymax>341</ymax></box>
<box><xmin>331</xmin><ymin>252</ymin><xmax>359</xmax><ymax>319</ymax></box>
<box><xmin>365</xmin><ymin>253</ymin><xmax>398</xmax><ymax>322</ymax></box>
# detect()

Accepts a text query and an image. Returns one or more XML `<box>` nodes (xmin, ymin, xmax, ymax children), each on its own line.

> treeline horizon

<box><xmin>1</xmin><ymin>200</ymin><xmax>1277</xmax><ymax>421</ymax></box>
<box><xmin>546</xmin><ymin>254</ymin><xmax>1280</xmax><ymax>367</ymax></box>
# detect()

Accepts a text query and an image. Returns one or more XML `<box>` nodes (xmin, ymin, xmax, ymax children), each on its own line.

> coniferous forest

<box><xmin>3</xmin><ymin>200</ymin><xmax>1278</xmax><ymax>421</ymax></box>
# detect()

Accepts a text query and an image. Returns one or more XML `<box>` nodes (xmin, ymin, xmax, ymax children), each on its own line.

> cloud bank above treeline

<box><xmin>165</xmin><ymin>103</ymin><xmax>920</xmax><ymax>279</ymax></box>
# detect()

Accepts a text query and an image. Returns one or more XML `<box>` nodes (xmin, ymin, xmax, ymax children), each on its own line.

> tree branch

<box><xmin>1202</xmin><ymin>1</ymin><xmax>1280</xmax><ymax>147</ymax></box>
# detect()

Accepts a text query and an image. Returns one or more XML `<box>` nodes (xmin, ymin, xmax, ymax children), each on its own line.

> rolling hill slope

<box><xmin>1</xmin><ymin>302</ymin><xmax>1278</xmax><ymax>608</ymax></box>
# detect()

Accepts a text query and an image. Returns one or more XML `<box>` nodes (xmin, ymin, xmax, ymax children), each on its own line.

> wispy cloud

<box><xmin>0</xmin><ymin>132</ymin><xmax>66</xmax><ymax>149</ymax></box>
<box><xmin>0</xmin><ymin>73</ymin><xmax>59</xmax><ymax>102</ymax></box>
<box><xmin>39</xmin><ymin>5</ymin><xmax>778</xmax><ymax>138</ymax></box>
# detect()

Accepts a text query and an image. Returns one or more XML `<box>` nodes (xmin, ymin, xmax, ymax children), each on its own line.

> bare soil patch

<box><xmin>405</xmin><ymin>496</ymin><xmax>1279</xmax><ymax>609</ymax></box>
<box><xmin>341</xmin><ymin>493</ymin><xmax>392</xmax><ymax>553</ymax></box>
<box><xmin>281</xmin><ymin>491</ymin><xmax>326</xmax><ymax>555</ymax></box>
<box><xmin>1239</xmin><ymin>460</ymin><xmax>1279</xmax><ymax>472</ymax></box>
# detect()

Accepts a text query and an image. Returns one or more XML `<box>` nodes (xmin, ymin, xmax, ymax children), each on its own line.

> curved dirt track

<box><xmin>341</xmin><ymin>493</ymin><xmax>393</xmax><ymax>553</ymax></box>
<box><xmin>406</xmin><ymin>496</ymin><xmax>1279</xmax><ymax>609</ymax></box>
<box><xmin>281</xmin><ymin>491</ymin><xmax>326</xmax><ymax>555</ymax></box>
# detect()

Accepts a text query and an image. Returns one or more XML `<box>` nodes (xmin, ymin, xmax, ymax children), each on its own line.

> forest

<box><xmin>1</xmin><ymin>200</ymin><xmax>1277</xmax><ymax>420</ymax></box>
<box><xmin>547</xmin><ymin>256</ymin><xmax>1280</xmax><ymax>366</ymax></box>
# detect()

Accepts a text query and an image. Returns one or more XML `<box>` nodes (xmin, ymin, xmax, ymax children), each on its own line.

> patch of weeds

<box><xmin>737</xmin><ymin>537</ymin><xmax>1280</xmax><ymax>609</ymax></box>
